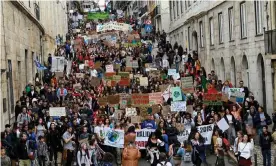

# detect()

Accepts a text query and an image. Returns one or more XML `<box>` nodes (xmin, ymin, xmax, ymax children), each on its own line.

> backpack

<box><xmin>158</xmin><ymin>161</ymin><xmax>168</xmax><ymax>166</ymax></box>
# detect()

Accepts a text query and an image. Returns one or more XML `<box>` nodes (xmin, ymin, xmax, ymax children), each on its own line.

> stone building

<box><xmin>0</xmin><ymin>1</ymin><xmax>68</xmax><ymax>127</ymax></box>
<box><xmin>168</xmin><ymin>0</ymin><xmax>276</xmax><ymax>114</ymax></box>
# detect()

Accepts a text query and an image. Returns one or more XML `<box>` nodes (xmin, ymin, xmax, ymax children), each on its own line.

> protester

<box><xmin>259</xmin><ymin>126</ymin><xmax>273</xmax><ymax>166</ymax></box>
<box><xmin>237</xmin><ymin>134</ymin><xmax>254</xmax><ymax>166</ymax></box>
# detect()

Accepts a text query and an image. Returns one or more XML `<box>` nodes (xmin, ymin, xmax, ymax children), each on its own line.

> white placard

<box><xmin>171</xmin><ymin>101</ymin><xmax>186</xmax><ymax>112</ymax></box>
<box><xmin>168</xmin><ymin>69</ymin><xmax>177</xmax><ymax>76</ymax></box>
<box><xmin>105</xmin><ymin>64</ymin><xmax>114</xmax><ymax>72</ymax></box>
<box><xmin>125</xmin><ymin>108</ymin><xmax>137</xmax><ymax>117</ymax></box>
<box><xmin>49</xmin><ymin>107</ymin><xmax>66</xmax><ymax>117</ymax></box>
<box><xmin>51</xmin><ymin>57</ymin><xmax>65</xmax><ymax>72</ymax></box>
<box><xmin>79</xmin><ymin>64</ymin><xmax>85</xmax><ymax>70</ymax></box>
<box><xmin>217</xmin><ymin>118</ymin><xmax>230</xmax><ymax>132</ymax></box>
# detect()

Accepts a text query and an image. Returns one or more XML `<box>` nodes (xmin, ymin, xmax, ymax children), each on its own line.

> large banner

<box><xmin>103</xmin><ymin>129</ymin><xmax>155</xmax><ymax>149</ymax></box>
<box><xmin>97</xmin><ymin>22</ymin><xmax>131</xmax><ymax>32</ymax></box>
<box><xmin>177</xmin><ymin>124</ymin><xmax>214</xmax><ymax>145</ymax></box>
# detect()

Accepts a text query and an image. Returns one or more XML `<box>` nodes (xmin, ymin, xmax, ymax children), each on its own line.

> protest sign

<box><xmin>104</xmin><ymin>129</ymin><xmax>124</xmax><ymax>148</ymax></box>
<box><xmin>79</xmin><ymin>64</ymin><xmax>85</xmax><ymax>70</ymax></box>
<box><xmin>151</xmin><ymin>105</ymin><xmax>160</xmax><ymax>114</ymax></box>
<box><xmin>177</xmin><ymin>124</ymin><xmax>214</xmax><ymax>145</ymax></box>
<box><xmin>149</xmin><ymin>92</ymin><xmax>163</xmax><ymax>105</ymax></box>
<box><xmin>90</xmin><ymin>77</ymin><xmax>101</xmax><ymax>86</ymax></box>
<box><xmin>105</xmin><ymin>65</ymin><xmax>114</xmax><ymax>72</ymax></box>
<box><xmin>132</xmin><ymin>60</ymin><xmax>139</xmax><ymax>68</ymax></box>
<box><xmin>181</xmin><ymin>77</ymin><xmax>194</xmax><ymax>93</ymax></box>
<box><xmin>171</xmin><ymin>87</ymin><xmax>182</xmax><ymax>101</ymax></box>
<box><xmin>112</xmin><ymin>75</ymin><xmax>121</xmax><ymax>82</ymax></box>
<box><xmin>119</xmin><ymin>93</ymin><xmax>131</xmax><ymax>109</ymax></box>
<box><xmin>160</xmin><ymin>84</ymin><xmax>170</xmax><ymax>93</ymax></box>
<box><xmin>162</xmin><ymin>105</ymin><xmax>171</xmax><ymax>115</ymax></box>
<box><xmin>135</xmin><ymin>129</ymin><xmax>155</xmax><ymax>149</ymax></box>
<box><xmin>107</xmin><ymin>95</ymin><xmax>120</xmax><ymax>105</ymax></box>
<box><xmin>125</xmin><ymin>67</ymin><xmax>132</xmax><ymax>72</ymax></box>
<box><xmin>139</xmin><ymin>77</ymin><xmax>148</xmax><ymax>86</ymax></box>
<box><xmin>126</xmin><ymin>56</ymin><xmax>133</xmax><ymax>67</ymax></box>
<box><xmin>221</xmin><ymin>93</ymin><xmax>229</xmax><ymax>102</ymax></box>
<box><xmin>171</xmin><ymin>101</ymin><xmax>186</xmax><ymax>112</ymax></box>
<box><xmin>94</xmin><ymin>62</ymin><xmax>102</xmax><ymax>69</ymax></box>
<box><xmin>217</xmin><ymin>118</ymin><xmax>230</xmax><ymax>132</ymax></box>
<box><xmin>73</xmin><ymin>83</ymin><xmax>82</xmax><ymax>90</ymax></box>
<box><xmin>118</xmin><ymin>72</ymin><xmax>129</xmax><ymax>79</ymax></box>
<box><xmin>131</xmin><ymin>116</ymin><xmax>141</xmax><ymax>124</ymax></box>
<box><xmin>119</xmin><ymin>78</ymin><xmax>130</xmax><ymax>86</ymax></box>
<box><xmin>145</xmin><ymin>68</ymin><xmax>157</xmax><ymax>72</ymax></box>
<box><xmin>125</xmin><ymin>108</ymin><xmax>137</xmax><ymax>117</ymax></box>
<box><xmin>104</xmin><ymin>72</ymin><xmax>116</xmax><ymax>79</ymax></box>
<box><xmin>149</xmin><ymin>70</ymin><xmax>161</xmax><ymax>78</ymax></box>
<box><xmin>203</xmin><ymin>93</ymin><xmax>223</xmax><ymax>105</ymax></box>
<box><xmin>131</xmin><ymin>94</ymin><xmax>149</xmax><ymax>105</ymax></box>
<box><xmin>168</xmin><ymin>69</ymin><xmax>177</xmax><ymax>76</ymax></box>
<box><xmin>76</xmin><ymin>73</ymin><xmax>84</xmax><ymax>78</ymax></box>
<box><xmin>114</xmin><ymin>109</ymin><xmax>123</xmax><ymax>120</ymax></box>
<box><xmin>55</xmin><ymin>72</ymin><xmax>63</xmax><ymax>78</ymax></box>
<box><xmin>51</xmin><ymin>57</ymin><xmax>65</xmax><ymax>72</ymax></box>
<box><xmin>114</xmin><ymin>64</ymin><xmax>120</xmax><ymax>70</ymax></box>
<box><xmin>173</xmin><ymin>73</ymin><xmax>180</xmax><ymax>80</ymax></box>
<box><xmin>49</xmin><ymin>107</ymin><xmax>66</xmax><ymax>117</ymax></box>
<box><xmin>139</xmin><ymin>106</ymin><xmax>149</xmax><ymax>118</ymax></box>
<box><xmin>98</xmin><ymin>97</ymin><xmax>107</xmax><ymax>106</ymax></box>
<box><xmin>162</xmin><ymin>85</ymin><xmax>171</xmax><ymax>102</ymax></box>
<box><xmin>229</xmin><ymin>88</ymin><xmax>245</xmax><ymax>103</ymax></box>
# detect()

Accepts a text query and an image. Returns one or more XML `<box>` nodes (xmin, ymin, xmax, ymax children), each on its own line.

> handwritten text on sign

<box><xmin>49</xmin><ymin>107</ymin><xmax>66</xmax><ymax>117</ymax></box>
<box><xmin>171</xmin><ymin>101</ymin><xmax>187</xmax><ymax>112</ymax></box>
<box><xmin>131</xmin><ymin>94</ymin><xmax>149</xmax><ymax>105</ymax></box>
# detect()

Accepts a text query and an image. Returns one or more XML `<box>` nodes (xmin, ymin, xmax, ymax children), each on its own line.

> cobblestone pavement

<box><xmin>252</xmin><ymin>145</ymin><xmax>275</xmax><ymax>166</ymax></box>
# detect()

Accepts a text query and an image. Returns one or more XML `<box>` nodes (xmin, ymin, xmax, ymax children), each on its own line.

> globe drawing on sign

<box><xmin>106</xmin><ymin>130</ymin><xmax>120</xmax><ymax>144</ymax></box>
<box><xmin>173</xmin><ymin>91</ymin><xmax>180</xmax><ymax>98</ymax></box>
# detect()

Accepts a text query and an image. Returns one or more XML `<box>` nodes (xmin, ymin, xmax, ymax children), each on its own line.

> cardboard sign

<box><xmin>149</xmin><ymin>92</ymin><xmax>163</xmax><ymax>105</ymax></box>
<box><xmin>73</xmin><ymin>83</ymin><xmax>82</xmax><ymax>90</ymax></box>
<box><xmin>90</xmin><ymin>77</ymin><xmax>101</xmax><ymax>86</ymax></box>
<box><xmin>94</xmin><ymin>61</ymin><xmax>102</xmax><ymax>69</ymax></box>
<box><xmin>114</xmin><ymin>109</ymin><xmax>123</xmax><ymax>120</ymax></box>
<box><xmin>98</xmin><ymin>97</ymin><xmax>108</xmax><ymax>106</ymax></box>
<box><xmin>118</xmin><ymin>72</ymin><xmax>129</xmax><ymax>79</ymax></box>
<box><xmin>162</xmin><ymin>105</ymin><xmax>171</xmax><ymax>115</ymax></box>
<box><xmin>119</xmin><ymin>78</ymin><xmax>130</xmax><ymax>86</ymax></box>
<box><xmin>104</xmin><ymin>72</ymin><xmax>116</xmax><ymax>79</ymax></box>
<box><xmin>151</xmin><ymin>105</ymin><xmax>160</xmax><ymax>114</ymax></box>
<box><xmin>186</xmin><ymin>105</ymin><xmax>193</xmax><ymax>114</ymax></box>
<box><xmin>49</xmin><ymin>107</ymin><xmax>66</xmax><ymax>117</ymax></box>
<box><xmin>105</xmin><ymin>64</ymin><xmax>114</xmax><ymax>72</ymax></box>
<box><xmin>114</xmin><ymin>64</ymin><xmax>120</xmax><ymax>70</ymax></box>
<box><xmin>149</xmin><ymin>70</ymin><xmax>161</xmax><ymax>78</ymax></box>
<box><xmin>171</xmin><ymin>87</ymin><xmax>182</xmax><ymax>101</ymax></box>
<box><xmin>125</xmin><ymin>108</ymin><xmax>137</xmax><ymax>117</ymax></box>
<box><xmin>76</xmin><ymin>73</ymin><xmax>84</xmax><ymax>78</ymax></box>
<box><xmin>131</xmin><ymin>116</ymin><xmax>141</xmax><ymax>124</ymax></box>
<box><xmin>168</xmin><ymin>69</ymin><xmax>177</xmax><ymax>76</ymax></box>
<box><xmin>181</xmin><ymin>77</ymin><xmax>194</xmax><ymax>93</ymax></box>
<box><xmin>139</xmin><ymin>77</ymin><xmax>148</xmax><ymax>86</ymax></box>
<box><xmin>119</xmin><ymin>93</ymin><xmax>130</xmax><ymax>109</ymax></box>
<box><xmin>132</xmin><ymin>60</ymin><xmax>139</xmax><ymax>68</ymax></box>
<box><xmin>203</xmin><ymin>93</ymin><xmax>223</xmax><ymax>105</ymax></box>
<box><xmin>171</xmin><ymin>101</ymin><xmax>187</xmax><ymax>112</ymax></box>
<box><xmin>107</xmin><ymin>95</ymin><xmax>120</xmax><ymax>105</ymax></box>
<box><xmin>131</xmin><ymin>94</ymin><xmax>149</xmax><ymax>105</ymax></box>
<box><xmin>112</xmin><ymin>75</ymin><xmax>121</xmax><ymax>82</ymax></box>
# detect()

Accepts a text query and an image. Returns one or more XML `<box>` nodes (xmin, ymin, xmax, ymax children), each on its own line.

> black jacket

<box><xmin>259</xmin><ymin>132</ymin><xmax>273</xmax><ymax>150</ymax></box>
<box><xmin>16</xmin><ymin>141</ymin><xmax>29</xmax><ymax>160</ymax></box>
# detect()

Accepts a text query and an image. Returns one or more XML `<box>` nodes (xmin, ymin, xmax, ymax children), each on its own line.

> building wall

<box><xmin>168</xmin><ymin>0</ymin><xmax>274</xmax><ymax>114</ymax></box>
<box><xmin>0</xmin><ymin>1</ymin><xmax>68</xmax><ymax>128</ymax></box>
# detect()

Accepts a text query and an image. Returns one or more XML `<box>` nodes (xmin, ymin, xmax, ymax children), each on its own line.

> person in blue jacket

<box><xmin>141</xmin><ymin>114</ymin><xmax>156</xmax><ymax>129</ymax></box>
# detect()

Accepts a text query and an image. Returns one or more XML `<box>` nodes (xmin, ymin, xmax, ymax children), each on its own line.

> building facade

<box><xmin>168</xmin><ymin>0</ymin><xmax>276</xmax><ymax>114</ymax></box>
<box><xmin>0</xmin><ymin>1</ymin><xmax>68</xmax><ymax>127</ymax></box>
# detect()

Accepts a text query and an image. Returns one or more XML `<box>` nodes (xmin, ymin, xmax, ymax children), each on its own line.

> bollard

<box><xmin>254</xmin><ymin>153</ymin><xmax>257</xmax><ymax>166</ymax></box>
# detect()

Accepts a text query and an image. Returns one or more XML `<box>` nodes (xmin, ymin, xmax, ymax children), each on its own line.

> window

<box><xmin>169</xmin><ymin>1</ymin><xmax>172</xmax><ymax>21</ymax></box>
<box><xmin>34</xmin><ymin>2</ymin><xmax>40</xmax><ymax>20</ymax></box>
<box><xmin>180</xmin><ymin>1</ymin><xmax>183</xmax><ymax>13</ymax></box>
<box><xmin>240</xmin><ymin>2</ymin><xmax>247</xmax><ymax>38</ymax></box>
<box><xmin>188</xmin><ymin>27</ymin><xmax>191</xmax><ymax>50</ymax></box>
<box><xmin>218</xmin><ymin>13</ymin><xmax>223</xmax><ymax>43</ymax></box>
<box><xmin>176</xmin><ymin>1</ymin><xmax>179</xmax><ymax>16</ymax></box>
<box><xmin>255</xmin><ymin>0</ymin><xmax>263</xmax><ymax>34</ymax></box>
<box><xmin>199</xmin><ymin>21</ymin><xmax>204</xmax><ymax>47</ymax></box>
<box><xmin>173</xmin><ymin>1</ymin><xmax>176</xmax><ymax>19</ymax></box>
<box><xmin>228</xmin><ymin>7</ymin><xmax>234</xmax><ymax>40</ymax></box>
<box><xmin>209</xmin><ymin>17</ymin><xmax>214</xmax><ymax>45</ymax></box>
<box><xmin>185</xmin><ymin>1</ymin><xmax>187</xmax><ymax>10</ymax></box>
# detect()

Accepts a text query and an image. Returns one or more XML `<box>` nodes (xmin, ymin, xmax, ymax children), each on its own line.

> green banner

<box><xmin>87</xmin><ymin>12</ymin><xmax>109</xmax><ymax>20</ymax></box>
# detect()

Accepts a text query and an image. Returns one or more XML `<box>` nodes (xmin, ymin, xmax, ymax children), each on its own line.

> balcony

<box><xmin>265</xmin><ymin>29</ymin><xmax>276</xmax><ymax>54</ymax></box>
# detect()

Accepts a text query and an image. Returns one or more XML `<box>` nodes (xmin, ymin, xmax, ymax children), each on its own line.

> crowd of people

<box><xmin>1</xmin><ymin>12</ymin><xmax>276</xmax><ymax>166</ymax></box>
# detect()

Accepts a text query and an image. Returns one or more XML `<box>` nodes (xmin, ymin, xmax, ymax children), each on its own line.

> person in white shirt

<box><xmin>238</xmin><ymin>134</ymin><xmax>254</xmax><ymax>166</ymax></box>
<box><xmin>156</xmin><ymin>152</ymin><xmax>172</xmax><ymax>166</ymax></box>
